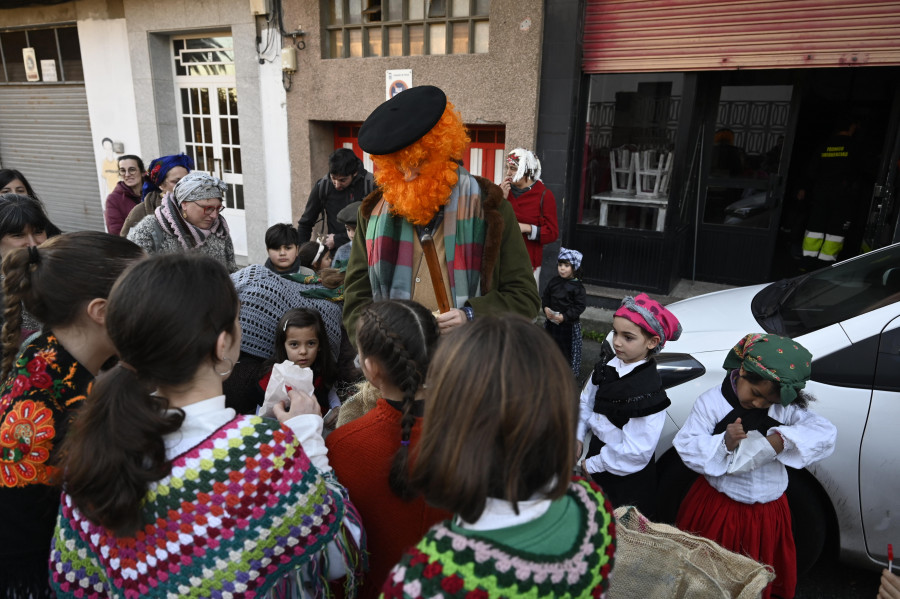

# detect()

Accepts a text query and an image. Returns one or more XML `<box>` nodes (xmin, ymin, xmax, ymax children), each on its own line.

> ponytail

<box><xmin>59</xmin><ymin>365</ymin><xmax>184</xmax><ymax>534</ymax></box>
<box><xmin>58</xmin><ymin>254</ymin><xmax>239</xmax><ymax>536</ymax></box>
<box><xmin>1</xmin><ymin>232</ymin><xmax>143</xmax><ymax>380</ymax></box>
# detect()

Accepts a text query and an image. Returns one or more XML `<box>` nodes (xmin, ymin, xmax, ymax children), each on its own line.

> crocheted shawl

<box><xmin>155</xmin><ymin>191</ymin><xmax>230</xmax><ymax>251</ymax></box>
<box><xmin>380</xmin><ymin>478</ymin><xmax>616</xmax><ymax>599</ymax></box>
<box><xmin>231</xmin><ymin>265</ymin><xmax>343</xmax><ymax>360</ymax></box>
<box><xmin>366</xmin><ymin>167</ymin><xmax>485</xmax><ymax>309</ymax></box>
<box><xmin>591</xmin><ymin>341</ymin><xmax>670</xmax><ymax>422</ymax></box>
<box><xmin>50</xmin><ymin>415</ymin><xmax>364</xmax><ymax>598</ymax></box>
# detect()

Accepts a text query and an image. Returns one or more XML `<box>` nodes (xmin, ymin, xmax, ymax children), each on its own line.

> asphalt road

<box><xmin>796</xmin><ymin>552</ymin><xmax>881</xmax><ymax>598</ymax></box>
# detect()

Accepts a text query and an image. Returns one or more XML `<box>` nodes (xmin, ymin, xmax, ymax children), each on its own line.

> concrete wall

<box><xmin>121</xmin><ymin>0</ymin><xmax>289</xmax><ymax>263</ymax></box>
<box><xmin>282</xmin><ymin>0</ymin><xmax>545</xmax><ymax>218</ymax></box>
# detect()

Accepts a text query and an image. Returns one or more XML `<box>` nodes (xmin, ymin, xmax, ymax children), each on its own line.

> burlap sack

<box><xmin>608</xmin><ymin>506</ymin><xmax>775</xmax><ymax>599</ymax></box>
<box><xmin>334</xmin><ymin>380</ymin><xmax>380</xmax><ymax>428</ymax></box>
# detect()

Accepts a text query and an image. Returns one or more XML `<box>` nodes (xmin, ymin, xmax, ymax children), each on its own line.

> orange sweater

<box><xmin>326</xmin><ymin>399</ymin><xmax>450</xmax><ymax>598</ymax></box>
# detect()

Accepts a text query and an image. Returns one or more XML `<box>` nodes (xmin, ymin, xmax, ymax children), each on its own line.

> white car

<box><xmin>654</xmin><ymin>242</ymin><xmax>900</xmax><ymax>574</ymax></box>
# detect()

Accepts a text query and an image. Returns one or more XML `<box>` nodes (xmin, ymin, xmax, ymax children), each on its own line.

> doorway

<box><xmin>172</xmin><ymin>34</ymin><xmax>247</xmax><ymax>256</ymax></box>
<box><xmin>690</xmin><ymin>67</ymin><xmax>900</xmax><ymax>285</ymax></box>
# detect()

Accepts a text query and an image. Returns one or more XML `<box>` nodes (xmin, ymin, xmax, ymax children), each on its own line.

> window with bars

<box><xmin>0</xmin><ymin>25</ymin><xmax>83</xmax><ymax>83</ymax></box>
<box><xmin>324</xmin><ymin>0</ymin><xmax>490</xmax><ymax>58</ymax></box>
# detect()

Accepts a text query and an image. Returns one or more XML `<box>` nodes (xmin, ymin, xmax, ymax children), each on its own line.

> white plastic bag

<box><xmin>259</xmin><ymin>360</ymin><xmax>315</xmax><ymax>418</ymax></box>
<box><xmin>727</xmin><ymin>430</ymin><xmax>777</xmax><ymax>474</ymax></box>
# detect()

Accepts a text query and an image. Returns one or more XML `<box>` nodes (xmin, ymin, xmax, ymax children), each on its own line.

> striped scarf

<box><xmin>366</xmin><ymin>167</ymin><xmax>485</xmax><ymax>308</ymax></box>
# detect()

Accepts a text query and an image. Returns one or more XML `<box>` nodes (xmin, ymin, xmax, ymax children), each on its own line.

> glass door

<box><xmin>693</xmin><ymin>76</ymin><xmax>799</xmax><ymax>284</ymax></box>
<box><xmin>862</xmin><ymin>86</ymin><xmax>900</xmax><ymax>252</ymax></box>
<box><xmin>172</xmin><ymin>34</ymin><xmax>246</xmax><ymax>256</ymax></box>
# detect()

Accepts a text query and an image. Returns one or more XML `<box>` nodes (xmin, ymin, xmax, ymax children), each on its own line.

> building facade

<box><xmin>539</xmin><ymin>0</ymin><xmax>900</xmax><ymax>293</ymax></box>
<box><xmin>280</xmin><ymin>0</ymin><xmax>547</xmax><ymax>246</ymax></box>
<box><xmin>0</xmin><ymin>0</ymin><xmax>292</xmax><ymax>264</ymax></box>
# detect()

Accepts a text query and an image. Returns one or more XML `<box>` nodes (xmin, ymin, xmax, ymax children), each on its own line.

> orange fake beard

<box><xmin>373</xmin><ymin>157</ymin><xmax>459</xmax><ymax>226</ymax></box>
<box><xmin>370</xmin><ymin>101</ymin><xmax>469</xmax><ymax>226</ymax></box>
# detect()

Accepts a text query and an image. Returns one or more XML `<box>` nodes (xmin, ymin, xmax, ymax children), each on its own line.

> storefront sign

<box><xmin>386</xmin><ymin>69</ymin><xmax>412</xmax><ymax>100</ymax></box>
<box><xmin>23</xmin><ymin>48</ymin><xmax>39</xmax><ymax>82</ymax></box>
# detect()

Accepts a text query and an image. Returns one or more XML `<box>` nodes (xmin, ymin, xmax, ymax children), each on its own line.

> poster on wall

<box><xmin>23</xmin><ymin>48</ymin><xmax>39</xmax><ymax>82</ymax></box>
<box><xmin>40</xmin><ymin>60</ymin><xmax>58</xmax><ymax>82</ymax></box>
<box><xmin>385</xmin><ymin>69</ymin><xmax>412</xmax><ymax>100</ymax></box>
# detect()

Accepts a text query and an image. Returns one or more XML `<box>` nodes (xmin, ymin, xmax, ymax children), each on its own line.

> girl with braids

<box><xmin>326</xmin><ymin>300</ymin><xmax>448</xmax><ymax>599</ymax></box>
<box><xmin>0</xmin><ymin>232</ymin><xmax>144</xmax><ymax>598</ymax></box>
<box><xmin>381</xmin><ymin>315</ymin><xmax>615</xmax><ymax>599</ymax></box>
<box><xmin>52</xmin><ymin>254</ymin><xmax>365</xmax><ymax>598</ymax></box>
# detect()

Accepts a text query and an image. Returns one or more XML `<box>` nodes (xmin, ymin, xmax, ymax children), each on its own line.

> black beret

<box><xmin>358</xmin><ymin>85</ymin><xmax>447</xmax><ymax>155</ymax></box>
<box><xmin>337</xmin><ymin>201</ymin><xmax>361</xmax><ymax>225</ymax></box>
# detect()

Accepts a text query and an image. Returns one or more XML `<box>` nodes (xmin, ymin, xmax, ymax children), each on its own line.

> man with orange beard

<box><xmin>343</xmin><ymin>86</ymin><xmax>539</xmax><ymax>340</ymax></box>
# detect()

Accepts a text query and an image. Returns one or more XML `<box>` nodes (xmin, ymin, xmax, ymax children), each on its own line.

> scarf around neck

<box><xmin>366</xmin><ymin>166</ymin><xmax>485</xmax><ymax>308</ymax></box>
<box><xmin>155</xmin><ymin>192</ymin><xmax>229</xmax><ymax>251</ymax></box>
<box><xmin>591</xmin><ymin>340</ymin><xmax>670</xmax><ymax>422</ymax></box>
<box><xmin>712</xmin><ymin>370</ymin><xmax>782</xmax><ymax>436</ymax></box>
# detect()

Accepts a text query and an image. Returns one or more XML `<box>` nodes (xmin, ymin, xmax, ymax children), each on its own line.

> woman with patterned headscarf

<box><xmin>499</xmin><ymin>148</ymin><xmax>559</xmax><ymax>285</ymax></box>
<box><xmin>119</xmin><ymin>153</ymin><xmax>194</xmax><ymax>238</ymax></box>
<box><xmin>127</xmin><ymin>171</ymin><xmax>237</xmax><ymax>272</ymax></box>
<box><xmin>674</xmin><ymin>333</ymin><xmax>837</xmax><ymax>599</ymax></box>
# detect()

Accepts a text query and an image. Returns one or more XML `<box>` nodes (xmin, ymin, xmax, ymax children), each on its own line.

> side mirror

<box><xmin>654</xmin><ymin>353</ymin><xmax>706</xmax><ymax>390</ymax></box>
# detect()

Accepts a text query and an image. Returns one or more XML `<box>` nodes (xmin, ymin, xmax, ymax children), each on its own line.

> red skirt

<box><xmin>676</xmin><ymin>476</ymin><xmax>796</xmax><ymax>599</ymax></box>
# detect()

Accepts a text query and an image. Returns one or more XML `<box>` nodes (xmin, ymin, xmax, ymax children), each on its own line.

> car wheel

<box><xmin>786</xmin><ymin>468</ymin><xmax>828</xmax><ymax>577</ymax></box>
<box><xmin>655</xmin><ymin>448</ymin><xmax>699</xmax><ymax>524</ymax></box>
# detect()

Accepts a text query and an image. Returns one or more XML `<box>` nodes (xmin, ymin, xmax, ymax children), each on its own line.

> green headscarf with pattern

<box><xmin>722</xmin><ymin>333</ymin><xmax>813</xmax><ymax>406</ymax></box>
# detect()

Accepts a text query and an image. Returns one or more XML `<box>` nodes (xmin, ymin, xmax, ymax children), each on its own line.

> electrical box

<box><xmin>281</xmin><ymin>47</ymin><xmax>297</xmax><ymax>73</ymax></box>
<box><xmin>249</xmin><ymin>0</ymin><xmax>267</xmax><ymax>16</ymax></box>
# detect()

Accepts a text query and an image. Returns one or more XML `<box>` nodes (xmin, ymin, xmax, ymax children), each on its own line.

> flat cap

<box><xmin>337</xmin><ymin>201</ymin><xmax>362</xmax><ymax>225</ymax></box>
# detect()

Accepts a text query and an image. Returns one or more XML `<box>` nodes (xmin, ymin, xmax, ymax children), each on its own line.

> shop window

<box><xmin>0</xmin><ymin>25</ymin><xmax>82</xmax><ymax>83</ymax></box>
<box><xmin>701</xmin><ymin>85</ymin><xmax>792</xmax><ymax>229</ymax></box>
<box><xmin>324</xmin><ymin>0</ymin><xmax>489</xmax><ymax>58</ymax></box>
<box><xmin>579</xmin><ymin>74</ymin><xmax>683</xmax><ymax>231</ymax></box>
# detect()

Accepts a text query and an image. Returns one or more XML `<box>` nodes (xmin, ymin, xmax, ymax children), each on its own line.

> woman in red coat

<box><xmin>500</xmin><ymin>148</ymin><xmax>559</xmax><ymax>285</ymax></box>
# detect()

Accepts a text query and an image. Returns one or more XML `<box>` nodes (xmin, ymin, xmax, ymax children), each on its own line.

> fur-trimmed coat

<box><xmin>342</xmin><ymin>174</ymin><xmax>539</xmax><ymax>340</ymax></box>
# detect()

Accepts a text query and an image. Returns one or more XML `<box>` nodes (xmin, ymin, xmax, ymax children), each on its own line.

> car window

<box><xmin>770</xmin><ymin>245</ymin><xmax>900</xmax><ymax>337</ymax></box>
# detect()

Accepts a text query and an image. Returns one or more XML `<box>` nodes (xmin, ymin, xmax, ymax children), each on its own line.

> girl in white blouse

<box><xmin>577</xmin><ymin>293</ymin><xmax>682</xmax><ymax>519</ymax></box>
<box><xmin>674</xmin><ymin>333</ymin><xmax>836</xmax><ymax>599</ymax></box>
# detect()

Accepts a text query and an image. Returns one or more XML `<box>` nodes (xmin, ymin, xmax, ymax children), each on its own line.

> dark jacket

<box><xmin>542</xmin><ymin>275</ymin><xmax>586</xmax><ymax>323</ymax></box>
<box><xmin>297</xmin><ymin>166</ymin><xmax>374</xmax><ymax>249</ymax></box>
<box><xmin>119</xmin><ymin>190</ymin><xmax>163</xmax><ymax>238</ymax></box>
<box><xmin>105</xmin><ymin>181</ymin><xmax>141</xmax><ymax>236</ymax></box>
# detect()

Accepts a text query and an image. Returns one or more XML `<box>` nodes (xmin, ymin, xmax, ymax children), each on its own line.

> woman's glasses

<box><xmin>194</xmin><ymin>202</ymin><xmax>226</xmax><ymax>216</ymax></box>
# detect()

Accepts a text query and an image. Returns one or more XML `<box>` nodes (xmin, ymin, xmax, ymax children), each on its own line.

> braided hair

<box><xmin>356</xmin><ymin>300</ymin><xmax>439</xmax><ymax>500</ymax></box>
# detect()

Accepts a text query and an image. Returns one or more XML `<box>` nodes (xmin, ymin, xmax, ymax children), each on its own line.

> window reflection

<box><xmin>579</xmin><ymin>74</ymin><xmax>682</xmax><ymax>231</ymax></box>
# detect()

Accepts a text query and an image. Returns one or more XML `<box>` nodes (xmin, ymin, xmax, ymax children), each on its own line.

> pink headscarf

<box><xmin>614</xmin><ymin>293</ymin><xmax>682</xmax><ymax>353</ymax></box>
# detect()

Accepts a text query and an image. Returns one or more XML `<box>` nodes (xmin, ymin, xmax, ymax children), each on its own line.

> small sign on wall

<box><xmin>40</xmin><ymin>60</ymin><xmax>58</xmax><ymax>82</ymax></box>
<box><xmin>23</xmin><ymin>48</ymin><xmax>39</xmax><ymax>82</ymax></box>
<box><xmin>385</xmin><ymin>69</ymin><xmax>412</xmax><ymax>100</ymax></box>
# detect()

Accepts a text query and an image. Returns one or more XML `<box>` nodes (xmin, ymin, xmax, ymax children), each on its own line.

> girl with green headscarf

<box><xmin>673</xmin><ymin>333</ymin><xmax>837</xmax><ymax>599</ymax></box>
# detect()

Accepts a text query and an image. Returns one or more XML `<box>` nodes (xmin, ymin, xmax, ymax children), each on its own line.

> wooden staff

<box><xmin>420</xmin><ymin>233</ymin><xmax>451</xmax><ymax>314</ymax></box>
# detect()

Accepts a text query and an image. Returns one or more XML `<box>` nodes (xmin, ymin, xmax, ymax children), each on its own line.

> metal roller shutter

<box><xmin>584</xmin><ymin>0</ymin><xmax>900</xmax><ymax>73</ymax></box>
<box><xmin>0</xmin><ymin>84</ymin><xmax>104</xmax><ymax>232</ymax></box>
